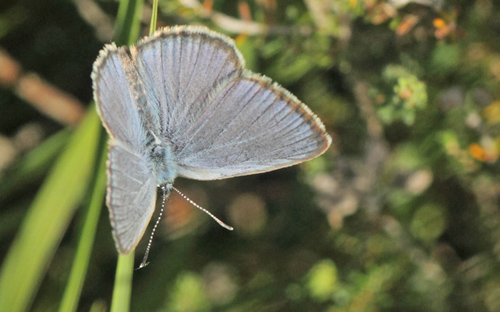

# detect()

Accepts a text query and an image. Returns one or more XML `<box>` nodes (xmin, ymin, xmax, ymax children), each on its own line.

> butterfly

<box><xmin>91</xmin><ymin>25</ymin><xmax>331</xmax><ymax>255</ymax></box>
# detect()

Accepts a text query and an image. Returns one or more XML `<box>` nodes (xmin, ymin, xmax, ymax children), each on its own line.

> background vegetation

<box><xmin>1</xmin><ymin>0</ymin><xmax>500</xmax><ymax>311</ymax></box>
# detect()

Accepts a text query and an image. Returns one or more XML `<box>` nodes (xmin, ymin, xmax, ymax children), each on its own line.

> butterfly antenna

<box><xmin>172</xmin><ymin>186</ymin><xmax>234</xmax><ymax>231</ymax></box>
<box><xmin>136</xmin><ymin>185</ymin><xmax>168</xmax><ymax>270</ymax></box>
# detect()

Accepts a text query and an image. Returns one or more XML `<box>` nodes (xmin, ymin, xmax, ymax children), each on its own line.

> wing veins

<box><xmin>175</xmin><ymin>78</ymin><xmax>236</xmax><ymax>155</ymax></box>
<box><xmin>201</xmin><ymin>83</ymin><xmax>265</xmax><ymax>148</ymax></box>
<box><xmin>111</xmin><ymin>168</ymin><xmax>148</xmax><ymax>185</ymax></box>
<box><xmin>175</xmin><ymin>37</ymin><xmax>203</xmax><ymax>109</ymax></box>
<box><xmin>178</xmin><ymin>95</ymin><xmax>296</xmax><ymax>159</ymax></box>
<box><xmin>171</xmin><ymin>48</ymin><xmax>234</xmax><ymax>140</ymax></box>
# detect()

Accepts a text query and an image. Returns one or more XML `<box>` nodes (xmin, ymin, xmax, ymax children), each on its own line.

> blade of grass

<box><xmin>0</xmin><ymin>109</ymin><xmax>101</xmax><ymax>312</ymax></box>
<box><xmin>59</xmin><ymin>0</ymin><xmax>148</xmax><ymax>309</ymax></box>
<box><xmin>58</xmin><ymin>127</ymin><xmax>107</xmax><ymax>312</ymax></box>
<box><xmin>1</xmin><ymin>0</ymin><xmax>148</xmax><ymax>310</ymax></box>
<box><xmin>110</xmin><ymin>253</ymin><xmax>135</xmax><ymax>312</ymax></box>
<box><xmin>108</xmin><ymin>1</ymin><xmax>159</xmax><ymax>310</ymax></box>
<box><xmin>114</xmin><ymin>0</ymin><xmax>144</xmax><ymax>46</ymax></box>
<box><xmin>0</xmin><ymin>129</ymin><xmax>71</xmax><ymax>200</ymax></box>
<box><xmin>108</xmin><ymin>0</ymin><xmax>146</xmax><ymax>310</ymax></box>
<box><xmin>149</xmin><ymin>0</ymin><xmax>159</xmax><ymax>36</ymax></box>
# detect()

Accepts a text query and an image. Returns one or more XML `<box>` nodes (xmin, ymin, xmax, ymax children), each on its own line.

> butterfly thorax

<box><xmin>148</xmin><ymin>142</ymin><xmax>178</xmax><ymax>185</ymax></box>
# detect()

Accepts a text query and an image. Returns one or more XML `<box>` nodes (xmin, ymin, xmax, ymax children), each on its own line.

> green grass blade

<box><xmin>0</xmin><ymin>129</ymin><xmax>70</xmax><ymax>200</ymax></box>
<box><xmin>109</xmin><ymin>0</ymin><xmax>146</xmax><ymax>310</ymax></box>
<box><xmin>110</xmin><ymin>253</ymin><xmax>135</xmax><ymax>312</ymax></box>
<box><xmin>0</xmin><ymin>109</ymin><xmax>101</xmax><ymax>312</ymax></box>
<box><xmin>114</xmin><ymin>0</ymin><xmax>144</xmax><ymax>46</ymax></box>
<box><xmin>149</xmin><ymin>0</ymin><xmax>159</xmax><ymax>36</ymax></box>
<box><xmin>58</xmin><ymin>130</ymin><xmax>107</xmax><ymax>312</ymax></box>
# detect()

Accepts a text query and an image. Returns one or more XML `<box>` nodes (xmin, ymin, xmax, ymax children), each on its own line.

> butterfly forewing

<box><xmin>131</xmin><ymin>26</ymin><xmax>245</xmax><ymax>139</ymax></box>
<box><xmin>92</xmin><ymin>44</ymin><xmax>147</xmax><ymax>148</ymax></box>
<box><xmin>174</xmin><ymin>73</ymin><xmax>332</xmax><ymax>180</ymax></box>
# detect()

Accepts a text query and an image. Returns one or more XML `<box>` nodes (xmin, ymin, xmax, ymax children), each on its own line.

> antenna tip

<box><xmin>135</xmin><ymin>261</ymin><xmax>150</xmax><ymax>270</ymax></box>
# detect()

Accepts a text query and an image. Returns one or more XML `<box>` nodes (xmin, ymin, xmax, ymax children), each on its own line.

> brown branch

<box><xmin>0</xmin><ymin>48</ymin><xmax>85</xmax><ymax>126</ymax></box>
<box><xmin>179</xmin><ymin>0</ymin><xmax>313</xmax><ymax>35</ymax></box>
<box><xmin>73</xmin><ymin>0</ymin><xmax>114</xmax><ymax>41</ymax></box>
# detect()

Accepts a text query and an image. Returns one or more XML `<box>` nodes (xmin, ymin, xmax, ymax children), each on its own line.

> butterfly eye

<box><xmin>152</xmin><ymin>145</ymin><xmax>163</xmax><ymax>157</ymax></box>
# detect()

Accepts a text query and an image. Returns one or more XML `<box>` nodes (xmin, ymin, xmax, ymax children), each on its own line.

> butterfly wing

<box><xmin>92</xmin><ymin>44</ymin><xmax>157</xmax><ymax>254</ymax></box>
<box><xmin>107</xmin><ymin>144</ymin><xmax>157</xmax><ymax>254</ymax></box>
<box><xmin>92</xmin><ymin>44</ymin><xmax>148</xmax><ymax>147</ymax></box>
<box><xmin>174</xmin><ymin>73</ymin><xmax>332</xmax><ymax>180</ymax></box>
<box><xmin>130</xmin><ymin>26</ymin><xmax>330</xmax><ymax>180</ymax></box>
<box><xmin>130</xmin><ymin>26</ymin><xmax>245</xmax><ymax>139</ymax></box>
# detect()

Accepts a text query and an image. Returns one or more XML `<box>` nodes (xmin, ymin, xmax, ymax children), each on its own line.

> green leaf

<box><xmin>411</xmin><ymin>204</ymin><xmax>447</xmax><ymax>243</ymax></box>
<box><xmin>306</xmin><ymin>259</ymin><xmax>338</xmax><ymax>302</ymax></box>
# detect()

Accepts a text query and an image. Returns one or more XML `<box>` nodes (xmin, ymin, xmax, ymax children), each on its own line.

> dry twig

<box><xmin>180</xmin><ymin>0</ymin><xmax>313</xmax><ymax>35</ymax></box>
<box><xmin>0</xmin><ymin>48</ymin><xmax>85</xmax><ymax>126</ymax></box>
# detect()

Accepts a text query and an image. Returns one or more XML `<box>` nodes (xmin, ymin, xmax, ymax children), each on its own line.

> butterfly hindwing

<box><xmin>107</xmin><ymin>144</ymin><xmax>157</xmax><ymax>254</ymax></box>
<box><xmin>174</xmin><ymin>73</ymin><xmax>331</xmax><ymax>180</ymax></box>
<box><xmin>129</xmin><ymin>26</ymin><xmax>330</xmax><ymax>180</ymax></box>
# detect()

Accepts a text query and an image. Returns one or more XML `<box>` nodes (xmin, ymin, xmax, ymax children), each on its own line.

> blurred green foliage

<box><xmin>1</xmin><ymin>0</ymin><xmax>500</xmax><ymax>311</ymax></box>
<box><xmin>166</xmin><ymin>272</ymin><xmax>211</xmax><ymax>312</ymax></box>
<box><xmin>376</xmin><ymin>64</ymin><xmax>427</xmax><ymax>125</ymax></box>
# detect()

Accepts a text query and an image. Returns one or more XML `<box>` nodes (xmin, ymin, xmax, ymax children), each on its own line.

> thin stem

<box><xmin>149</xmin><ymin>0</ymin><xmax>159</xmax><ymax>36</ymax></box>
<box><xmin>58</xmin><ymin>124</ymin><xmax>107</xmax><ymax>312</ymax></box>
<box><xmin>109</xmin><ymin>0</ymin><xmax>145</xmax><ymax>310</ymax></box>
<box><xmin>110</xmin><ymin>253</ymin><xmax>135</xmax><ymax>312</ymax></box>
